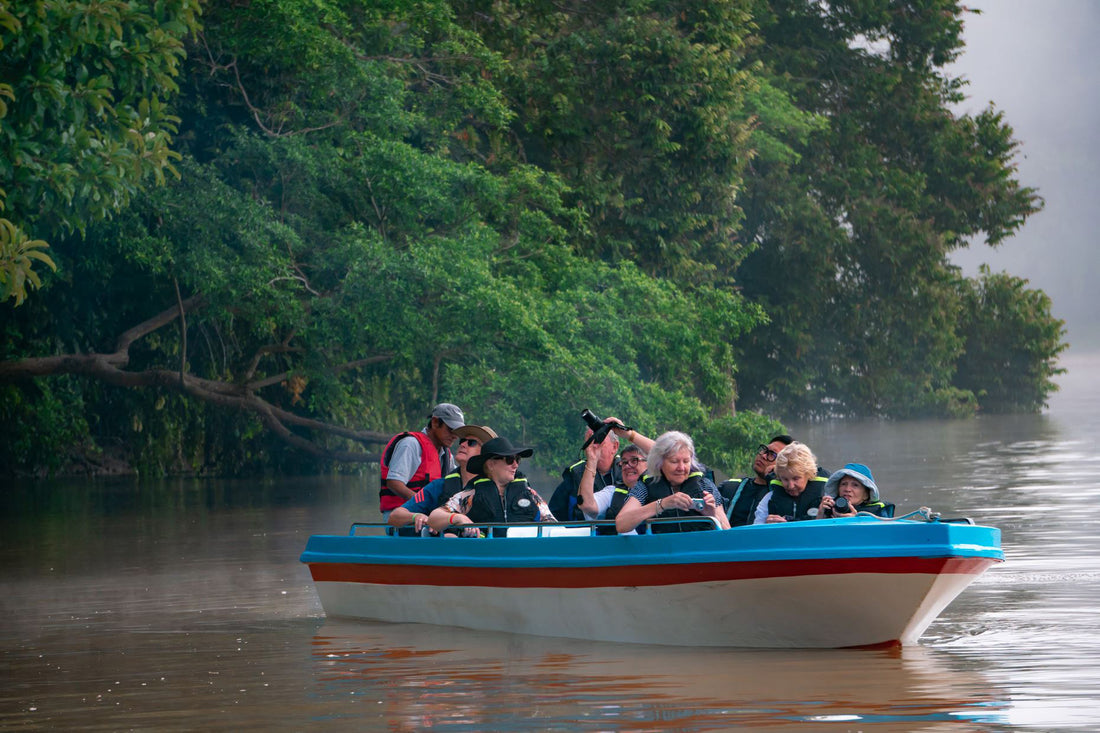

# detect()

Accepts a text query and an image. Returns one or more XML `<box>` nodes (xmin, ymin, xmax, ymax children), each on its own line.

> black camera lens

<box><xmin>834</xmin><ymin>496</ymin><xmax>850</xmax><ymax>513</ymax></box>
<box><xmin>580</xmin><ymin>408</ymin><xmax>604</xmax><ymax>431</ymax></box>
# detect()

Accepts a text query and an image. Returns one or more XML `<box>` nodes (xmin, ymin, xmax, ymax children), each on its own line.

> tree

<box><xmin>0</xmin><ymin>0</ymin><xmax>199</xmax><ymax>305</ymax></box>
<box><xmin>954</xmin><ymin>266</ymin><xmax>1067</xmax><ymax>413</ymax></box>
<box><xmin>451</xmin><ymin>0</ymin><xmax>760</xmax><ymax>279</ymax></box>
<box><xmin>0</xmin><ymin>0</ymin><xmax>764</xmax><ymax>476</ymax></box>
<box><xmin>732</xmin><ymin>0</ymin><xmax>1048</xmax><ymax>418</ymax></box>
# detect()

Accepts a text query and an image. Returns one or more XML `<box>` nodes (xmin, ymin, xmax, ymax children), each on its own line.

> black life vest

<box><xmin>766</xmin><ymin>475</ymin><xmax>827</xmax><ymax>521</ymax></box>
<box><xmin>467</xmin><ymin>476</ymin><xmax>541</xmax><ymax>526</ymax></box>
<box><xmin>718</xmin><ymin>476</ymin><xmax>771</xmax><ymax>527</ymax></box>
<box><xmin>550</xmin><ymin>458</ymin><xmax>621</xmax><ymax>521</ymax></box>
<box><xmin>854</xmin><ymin>500</ymin><xmax>895</xmax><ymax>518</ymax></box>
<box><xmin>644</xmin><ymin>472</ymin><xmax>712</xmax><ymax>533</ymax></box>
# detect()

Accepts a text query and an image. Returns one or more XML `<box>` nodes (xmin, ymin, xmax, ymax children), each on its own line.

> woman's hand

<box><xmin>818</xmin><ymin>496</ymin><xmax>834</xmax><ymax>519</ymax></box>
<box><xmin>665</xmin><ymin>491</ymin><xmax>694</xmax><ymax>511</ymax></box>
<box><xmin>766</xmin><ymin>514</ymin><xmax>788</xmax><ymax>523</ymax></box>
<box><xmin>833</xmin><ymin>500</ymin><xmax>857</xmax><ymax>518</ymax></box>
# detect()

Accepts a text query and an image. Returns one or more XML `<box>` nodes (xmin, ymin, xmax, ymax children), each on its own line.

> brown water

<box><xmin>3</xmin><ymin>352</ymin><xmax>1098</xmax><ymax>730</ymax></box>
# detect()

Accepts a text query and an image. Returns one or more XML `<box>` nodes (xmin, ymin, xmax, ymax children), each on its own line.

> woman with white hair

<box><xmin>614</xmin><ymin>431</ymin><xmax>730</xmax><ymax>534</ymax></box>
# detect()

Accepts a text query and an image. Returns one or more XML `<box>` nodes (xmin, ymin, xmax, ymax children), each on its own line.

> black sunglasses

<box><xmin>757</xmin><ymin>444</ymin><xmax>778</xmax><ymax>460</ymax></box>
<box><xmin>460</xmin><ymin>438</ymin><xmax>480</xmax><ymax>447</ymax></box>
<box><xmin>493</xmin><ymin>455</ymin><xmax>520</xmax><ymax>465</ymax></box>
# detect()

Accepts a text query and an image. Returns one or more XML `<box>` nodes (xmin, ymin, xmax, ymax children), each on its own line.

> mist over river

<box><xmin>3</xmin><ymin>351</ymin><xmax>1098</xmax><ymax>730</ymax></box>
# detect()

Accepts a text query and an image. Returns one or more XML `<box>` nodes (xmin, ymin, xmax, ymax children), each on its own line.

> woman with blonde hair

<box><xmin>752</xmin><ymin>442</ymin><xmax>829</xmax><ymax>524</ymax></box>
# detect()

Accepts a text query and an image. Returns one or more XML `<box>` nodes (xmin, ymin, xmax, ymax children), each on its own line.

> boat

<box><xmin>299</xmin><ymin>512</ymin><xmax>1003</xmax><ymax>648</ymax></box>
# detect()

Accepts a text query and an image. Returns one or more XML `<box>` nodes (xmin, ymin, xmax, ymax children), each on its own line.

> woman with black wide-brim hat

<box><xmin>428</xmin><ymin>436</ymin><xmax>556</xmax><ymax>535</ymax></box>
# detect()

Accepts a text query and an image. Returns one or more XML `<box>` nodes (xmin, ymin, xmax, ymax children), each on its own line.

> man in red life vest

<box><xmin>379</xmin><ymin>403</ymin><xmax>465</xmax><ymax>518</ymax></box>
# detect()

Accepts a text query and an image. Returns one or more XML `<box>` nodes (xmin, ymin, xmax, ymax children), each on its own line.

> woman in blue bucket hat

<box><xmin>818</xmin><ymin>463</ymin><xmax>895</xmax><ymax>518</ymax></box>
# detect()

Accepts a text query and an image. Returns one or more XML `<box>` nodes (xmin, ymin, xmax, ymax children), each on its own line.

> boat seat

<box><xmin>506</xmin><ymin>526</ymin><xmax>593</xmax><ymax>538</ymax></box>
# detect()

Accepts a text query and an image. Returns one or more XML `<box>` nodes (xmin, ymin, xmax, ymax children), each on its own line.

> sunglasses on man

<box><xmin>757</xmin><ymin>444</ymin><xmax>779</xmax><ymax>461</ymax></box>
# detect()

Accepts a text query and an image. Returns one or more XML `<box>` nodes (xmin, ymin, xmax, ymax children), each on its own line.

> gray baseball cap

<box><xmin>430</xmin><ymin>403</ymin><xmax>465</xmax><ymax>430</ymax></box>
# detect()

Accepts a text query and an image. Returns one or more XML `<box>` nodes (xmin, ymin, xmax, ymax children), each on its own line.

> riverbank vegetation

<box><xmin>0</xmin><ymin>0</ymin><xmax>1066</xmax><ymax>477</ymax></box>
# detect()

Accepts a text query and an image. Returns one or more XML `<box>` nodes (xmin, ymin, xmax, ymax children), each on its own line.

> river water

<box><xmin>2</xmin><ymin>351</ymin><xmax>1098</xmax><ymax>731</ymax></box>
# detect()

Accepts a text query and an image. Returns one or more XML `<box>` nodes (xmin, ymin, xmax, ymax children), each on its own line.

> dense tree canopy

<box><xmin>0</xmin><ymin>0</ymin><xmax>199</xmax><ymax>304</ymax></box>
<box><xmin>731</xmin><ymin>0</ymin><xmax>1050</xmax><ymax>418</ymax></box>
<box><xmin>0</xmin><ymin>0</ymin><xmax>1065</xmax><ymax>478</ymax></box>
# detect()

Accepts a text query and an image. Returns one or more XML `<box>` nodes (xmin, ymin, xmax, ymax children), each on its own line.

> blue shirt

<box><xmin>399</xmin><ymin>477</ymin><xmax>447</xmax><ymax>514</ymax></box>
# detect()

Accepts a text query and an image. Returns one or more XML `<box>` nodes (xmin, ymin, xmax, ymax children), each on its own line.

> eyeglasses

<box><xmin>621</xmin><ymin>457</ymin><xmax>647</xmax><ymax>467</ymax></box>
<box><xmin>757</xmin><ymin>445</ymin><xmax>778</xmax><ymax>461</ymax></box>
<box><xmin>460</xmin><ymin>438</ymin><xmax>480</xmax><ymax>447</ymax></box>
<box><xmin>492</xmin><ymin>455</ymin><xmax>520</xmax><ymax>465</ymax></box>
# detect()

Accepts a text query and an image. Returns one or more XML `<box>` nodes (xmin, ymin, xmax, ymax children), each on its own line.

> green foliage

<box><xmin>0</xmin><ymin>377</ymin><xmax>89</xmax><ymax>475</ymax></box>
<box><xmin>0</xmin><ymin>0</ymin><xmax>199</xmax><ymax>304</ymax></box>
<box><xmin>732</xmin><ymin>0</ymin><xmax>1051</xmax><ymax>419</ymax></box>
<box><xmin>453</xmin><ymin>0</ymin><xmax>760</xmax><ymax>278</ymax></box>
<box><xmin>955</xmin><ymin>266</ymin><xmax>1067</xmax><ymax>413</ymax></box>
<box><xmin>0</xmin><ymin>0</ymin><xmax>1066</xmax><ymax>478</ymax></box>
<box><xmin>694</xmin><ymin>410</ymin><xmax>787</xmax><ymax>479</ymax></box>
<box><xmin>0</xmin><ymin>219</ymin><xmax>56</xmax><ymax>305</ymax></box>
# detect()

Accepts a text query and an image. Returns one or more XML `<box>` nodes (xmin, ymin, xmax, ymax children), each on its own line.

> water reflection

<box><xmin>308</xmin><ymin>620</ymin><xmax>1009</xmax><ymax>730</ymax></box>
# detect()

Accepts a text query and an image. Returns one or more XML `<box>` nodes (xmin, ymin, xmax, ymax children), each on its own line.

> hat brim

<box><xmin>824</xmin><ymin>468</ymin><xmax>879</xmax><ymax>502</ymax></box>
<box><xmin>467</xmin><ymin>446</ymin><xmax>533</xmax><ymax>476</ymax></box>
<box><xmin>454</xmin><ymin>425</ymin><xmax>497</xmax><ymax>443</ymax></box>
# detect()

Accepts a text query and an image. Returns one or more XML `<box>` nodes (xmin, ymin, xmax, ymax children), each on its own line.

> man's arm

<box><xmin>384</xmin><ymin>436</ymin><xmax>423</xmax><ymax>501</ymax></box>
<box><xmin>575</xmin><ymin>443</ymin><xmax>601</xmax><ymax>516</ymax></box>
<box><xmin>389</xmin><ymin>478</ymin><xmax>446</xmax><ymax>531</ymax></box>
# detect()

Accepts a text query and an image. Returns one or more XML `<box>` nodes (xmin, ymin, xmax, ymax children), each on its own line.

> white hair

<box><xmin>647</xmin><ymin>431</ymin><xmax>700</xmax><ymax>477</ymax></box>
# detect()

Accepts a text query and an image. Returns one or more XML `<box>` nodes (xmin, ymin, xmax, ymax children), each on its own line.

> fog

<box><xmin>947</xmin><ymin>0</ymin><xmax>1100</xmax><ymax>352</ymax></box>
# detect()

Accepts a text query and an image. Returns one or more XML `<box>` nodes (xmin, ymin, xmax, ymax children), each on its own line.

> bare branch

<box><xmin>0</xmin><ymin>300</ymin><xmax>398</xmax><ymax>462</ymax></box>
<box><xmin>114</xmin><ymin>294</ymin><xmax>205</xmax><ymax>358</ymax></box>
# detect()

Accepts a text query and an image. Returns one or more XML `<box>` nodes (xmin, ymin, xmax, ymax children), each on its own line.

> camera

<box><xmin>825</xmin><ymin>496</ymin><xmax>850</xmax><ymax>518</ymax></box>
<box><xmin>690</xmin><ymin>497</ymin><xmax>706</xmax><ymax>512</ymax></box>
<box><xmin>580</xmin><ymin>408</ymin><xmax>614</xmax><ymax>445</ymax></box>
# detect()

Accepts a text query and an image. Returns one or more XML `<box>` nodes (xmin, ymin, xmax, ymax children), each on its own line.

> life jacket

<box><xmin>854</xmin><ymin>500</ymin><xmax>895</xmax><ymax>518</ymax></box>
<box><xmin>435</xmin><ymin>471</ymin><xmax>467</xmax><ymax>508</ymax></box>
<box><xmin>766</xmin><ymin>475</ymin><xmax>827</xmax><ymax>521</ymax></box>
<box><xmin>644</xmin><ymin>471</ymin><xmax>712</xmax><ymax>533</ymax></box>
<box><xmin>467</xmin><ymin>476</ymin><xmax>541</xmax><ymax>527</ymax></box>
<box><xmin>550</xmin><ymin>458</ymin><xmax>621</xmax><ymax>521</ymax></box>
<box><xmin>592</xmin><ymin>477</ymin><xmax>645</xmax><ymax>535</ymax></box>
<box><xmin>719</xmin><ymin>476</ymin><xmax>771</xmax><ymax>527</ymax></box>
<box><xmin>379</xmin><ymin>431</ymin><xmax>444</xmax><ymax>511</ymax></box>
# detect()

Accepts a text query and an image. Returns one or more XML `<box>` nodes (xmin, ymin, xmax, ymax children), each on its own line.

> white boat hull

<box><xmin>302</xmin><ymin>518</ymin><xmax>1003</xmax><ymax>648</ymax></box>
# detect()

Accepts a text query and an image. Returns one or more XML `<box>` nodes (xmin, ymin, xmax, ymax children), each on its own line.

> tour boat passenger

<box><xmin>549</xmin><ymin>424</ymin><xmax>623</xmax><ymax>522</ymax></box>
<box><xmin>429</xmin><ymin>436</ymin><xmax>556</xmax><ymax>536</ymax></box>
<box><xmin>717</xmin><ymin>434</ymin><xmax>794</xmax><ymax>526</ymax></box>
<box><xmin>817</xmin><ymin>463</ymin><xmax>895</xmax><ymax>518</ymax></box>
<box><xmin>614</xmin><ymin>431</ymin><xmax>730</xmax><ymax>533</ymax></box>
<box><xmin>378</xmin><ymin>403</ymin><xmax>465</xmax><ymax>520</ymax></box>
<box><xmin>753</xmin><ymin>442</ymin><xmax>829</xmax><ymax>524</ymax></box>
<box><xmin>387</xmin><ymin>425</ymin><xmax>497</xmax><ymax>535</ymax></box>
<box><xmin>578</xmin><ymin>443</ymin><xmax>650</xmax><ymax>535</ymax></box>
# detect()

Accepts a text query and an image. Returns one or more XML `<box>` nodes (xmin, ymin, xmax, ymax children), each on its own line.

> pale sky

<box><xmin>947</xmin><ymin>0</ymin><xmax>1100</xmax><ymax>352</ymax></box>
